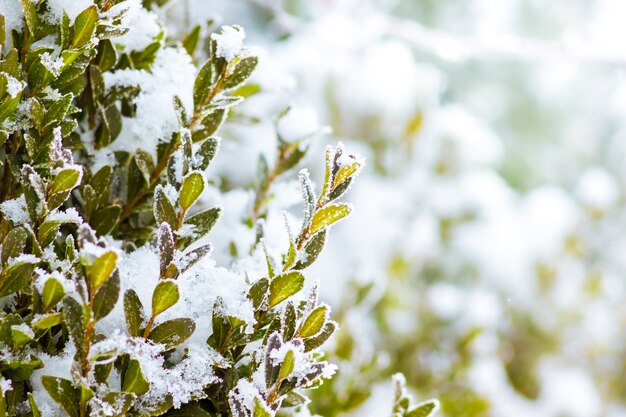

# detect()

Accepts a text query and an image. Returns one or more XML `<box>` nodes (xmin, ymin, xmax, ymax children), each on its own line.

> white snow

<box><xmin>111</xmin><ymin>0</ymin><xmax>161</xmax><ymax>52</ymax></box>
<box><xmin>44</xmin><ymin>0</ymin><xmax>94</xmax><ymax>23</ymax></box>
<box><xmin>97</xmin><ymin>47</ymin><xmax>195</xmax><ymax>162</ymax></box>
<box><xmin>277</xmin><ymin>105</ymin><xmax>323</xmax><ymax>142</ymax></box>
<box><xmin>0</xmin><ymin>195</ymin><xmax>29</xmax><ymax>225</ymax></box>
<box><xmin>211</xmin><ymin>25</ymin><xmax>246</xmax><ymax>62</ymax></box>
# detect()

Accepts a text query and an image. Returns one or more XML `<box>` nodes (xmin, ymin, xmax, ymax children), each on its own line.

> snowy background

<box><xmin>3</xmin><ymin>0</ymin><xmax>626</xmax><ymax>415</ymax></box>
<box><xmin>157</xmin><ymin>1</ymin><xmax>626</xmax><ymax>416</ymax></box>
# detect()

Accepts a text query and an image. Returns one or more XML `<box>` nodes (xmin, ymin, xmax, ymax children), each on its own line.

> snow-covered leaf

<box><xmin>121</xmin><ymin>359</ymin><xmax>150</xmax><ymax>395</ymax></box>
<box><xmin>41</xmin><ymin>376</ymin><xmax>80</xmax><ymax>417</ymax></box>
<box><xmin>124</xmin><ymin>289</ymin><xmax>145</xmax><ymax>337</ymax></box>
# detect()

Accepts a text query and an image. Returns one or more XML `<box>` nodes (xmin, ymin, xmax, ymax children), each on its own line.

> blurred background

<box><xmin>165</xmin><ymin>1</ymin><xmax>626</xmax><ymax>416</ymax></box>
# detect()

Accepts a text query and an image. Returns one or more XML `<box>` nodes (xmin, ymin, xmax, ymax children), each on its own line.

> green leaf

<box><xmin>100</xmin><ymin>391</ymin><xmax>135</xmax><ymax>417</ymax></box>
<box><xmin>166</xmin><ymin>404</ymin><xmax>214</xmax><ymax>417</ymax></box>
<box><xmin>0</xmin><ymin>15</ymin><xmax>5</xmax><ymax>49</ymax></box>
<box><xmin>91</xmin><ymin>205</ymin><xmax>121</xmax><ymax>236</ymax></box>
<box><xmin>179</xmin><ymin>172</ymin><xmax>205</xmax><ymax>211</ymax></box>
<box><xmin>121</xmin><ymin>359</ymin><xmax>150</xmax><ymax>395</ymax></box>
<box><xmin>95</xmin><ymin>39</ymin><xmax>118</xmax><ymax>72</ymax></box>
<box><xmin>42</xmin><ymin>278</ymin><xmax>65</xmax><ymax>310</ymax></box>
<box><xmin>86</xmin><ymin>251</ymin><xmax>118</xmax><ymax>292</ymax></box>
<box><xmin>152</xmin><ymin>280</ymin><xmax>179</xmax><ymax>316</ymax></box>
<box><xmin>28</xmin><ymin>393</ymin><xmax>41</xmax><ymax>417</ymax></box>
<box><xmin>43</xmin><ymin>94</ymin><xmax>72</xmax><ymax>128</ymax></box>
<box><xmin>11</xmin><ymin>325</ymin><xmax>34</xmax><ymax>348</ymax></box>
<box><xmin>62</xmin><ymin>297</ymin><xmax>85</xmax><ymax>359</ymax></box>
<box><xmin>182</xmin><ymin>25</ymin><xmax>201</xmax><ymax>58</ymax></box>
<box><xmin>147</xmin><ymin>317</ymin><xmax>195</xmax><ymax>350</ymax></box>
<box><xmin>0</xmin><ymin>261</ymin><xmax>36</xmax><ymax>297</ymax></box>
<box><xmin>191</xmin><ymin>109</ymin><xmax>225</xmax><ymax>142</ymax></box>
<box><xmin>158</xmin><ymin>223</ymin><xmax>174</xmax><ymax>277</ymax></box>
<box><xmin>223</xmin><ymin>56</ymin><xmax>258</xmax><ymax>90</ymax></box>
<box><xmin>183</xmin><ymin>207</ymin><xmax>221</xmax><ymax>241</ymax></box>
<box><xmin>48</xmin><ymin>168</ymin><xmax>81</xmax><ymax>195</ymax></box>
<box><xmin>278</xmin><ymin>349</ymin><xmax>295</xmax><ymax>381</ymax></box>
<box><xmin>134</xmin><ymin>149</ymin><xmax>154</xmax><ymax>184</ymax></box>
<box><xmin>38</xmin><ymin>221</ymin><xmax>63</xmax><ymax>248</ymax></box>
<box><xmin>268</xmin><ymin>271</ymin><xmax>305</xmax><ymax>308</ymax></box>
<box><xmin>299</xmin><ymin>305</ymin><xmax>328</xmax><ymax>338</ymax></box>
<box><xmin>209</xmin><ymin>297</ymin><xmax>229</xmax><ymax>351</ymax></box>
<box><xmin>282</xmin><ymin>391</ymin><xmax>308</xmax><ymax>407</ymax></box>
<box><xmin>253</xmin><ymin>397</ymin><xmax>271</xmax><ymax>417</ymax></box>
<box><xmin>1</xmin><ymin>227</ymin><xmax>27</xmax><ymax>264</ymax></box>
<box><xmin>92</xmin><ymin>270</ymin><xmax>120</xmax><ymax>320</ymax></box>
<box><xmin>247</xmin><ymin>278</ymin><xmax>268</xmax><ymax>311</ymax></box>
<box><xmin>72</xmin><ymin>6</ymin><xmax>98</xmax><ymax>48</ymax></box>
<box><xmin>32</xmin><ymin>312</ymin><xmax>63</xmax><ymax>330</ymax></box>
<box><xmin>41</xmin><ymin>376</ymin><xmax>80</xmax><ymax>417</ymax></box>
<box><xmin>281</xmin><ymin>301</ymin><xmax>296</xmax><ymax>340</ymax></box>
<box><xmin>177</xmin><ymin>243</ymin><xmax>211</xmax><ymax>274</ymax></box>
<box><xmin>20</xmin><ymin>0</ymin><xmax>39</xmax><ymax>37</ymax></box>
<box><xmin>193</xmin><ymin>59</ymin><xmax>214</xmax><ymax>108</ymax></box>
<box><xmin>294</xmin><ymin>229</ymin><xmax>327</xmax><ymax>270</ymax></box>
<box><xmin>406</xmin><ymin>400</ymin><xmax>440</xmax><ymax>417</ymax></box>
<box><xmin>303</xmin><ymin>321</ymin><xmax>336</xmax><ymax>352</ymax></box>
<box><xmin>196</xmin><ymin>136</ymin><xmax>220</xmax><ymax>170</ymax></box>
<box><xmin>124</xmin><ymin>289</ymin><xmax>145</xmax><ymax>337</ymax></box>
<box><xmin>154</xmin><ymin>186</ymin><xmax>177</xmax><ymax>229</ymax></box>
<box><xmin>332</xmin><ymin>160</ymin><xmax>362</xmax><ymax>190</ymax></box>
<box><xmin>309</xmin><ymin>203</ymin><xmax>351</xmax><ymax>236</ymax></box>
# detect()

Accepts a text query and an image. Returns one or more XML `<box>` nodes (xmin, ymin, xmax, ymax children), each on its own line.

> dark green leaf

<box><xmin>91</xmin><ymin>205</ymin><xmax>121</xmax><ymax>236</ymax></box>
<box><xmin>303</xmin><ymin>321</ymin><xmax>336</xmax><ymax>352</ymax></box>
<box><xmin>191</xmin><ymin>109</ymin><xmax>225</xmax><ymax>142</ymax></box>
<box><xmin>247</xmin><ymin>278</ymin><xmax>268</xmax><ymax>311</ymax></box>
<box><xmin>124</xmin><ymin>289</ymin><xmax>145</xmax><ymax>337</ymax></box>
<box><xmin>1</xmin><ymin>227</ymin><xmax>27</xmax><ymax>264</ymax></box>
<box><xmin>41</xmin><ymin>376</ymin><xmax>80</xmax><ymax>417</ymax></box>
<box><xmin>195</xmin><ymin>136</ymin><xmax>220</xmax><ymax>170</ymax></box>
<box><xmin>63</xmin><ymin>297</ymin><xmax>85</xmax><ymax>359</ymax></box>
<box><xmin>147</xmin><ymin>318</ymin><xmax>195</xmax><ymax>350</ymax></box>
<box><xmin>121</xmin><ymin>359</ymin><xmax>150</xmax><ymax>395</ymax></box>
<box><xmin>183</xmin><ymin>207</ymin><xmax>221</xmax><ymax>242</ymax></box>
<box><xmin>406</xmin><ymin>400</ymin><xmax>440</xmax><ymax>417</ymax></box>
<box><xmin>193</xmin><ymin>59</ymin><xmax>214</xmax><ymax>108</ymax></box>
<box><xmin>182</xmin><ymin>25</ymin><xmax>201</xmax><ymax>58</ymax></box>
<box><xmin>154</xmin><ymin>186</ymin><xmax>177</xmax><ymax>229</ymax></box>
<box><xmin>92</xmin><ymin>270</ymin><xmax>120</xmax><ymax>321</ymax></box>
<box><xmin>294</xmin><ymin>229</ymin><xmax>327</xmax><ymax>270</ymax></box>
<box><xmin>0</xmin><ymin>261</ymin><xmax>36</xmax><ymax>297</ymax></box>
<box><xmin>223</xmin><ymin>56</ymin><xmax>258</xmax><ymax>90</ymax></box>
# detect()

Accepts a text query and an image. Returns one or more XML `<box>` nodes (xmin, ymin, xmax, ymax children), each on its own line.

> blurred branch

<box><xmin>385</xmin><ymin>15</ymin><xmax>626</xmax><ymax>67</ymax></box>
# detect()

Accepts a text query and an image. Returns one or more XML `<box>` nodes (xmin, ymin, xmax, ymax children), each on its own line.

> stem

<box><xmin>143</xmin><ymin>315</ymin><xmax>155</xmax><ymax>339</ymax></box>
<box><xmin>118</xmin><ymin>65</ymin><xmax>229</xmax><ymax>225</ymax></box>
